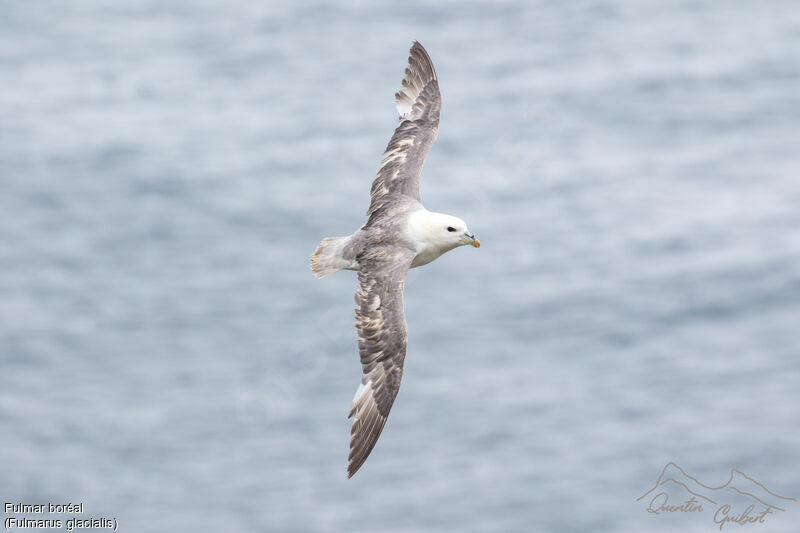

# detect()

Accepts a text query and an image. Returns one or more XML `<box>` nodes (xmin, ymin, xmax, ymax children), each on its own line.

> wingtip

<box><xmin>394</xmin><ymin>41</ymin><xmax>438</xmax><ymax>121</ymax></box>
<box><xmin>346</xmin><ymin>454</ymin><xmax>367</xmax><ymax>478</ymax></box>
<box><xmin>408</xmin><ymin>41</ymin><xmax>436</xmax><ymax>77</ymax></box>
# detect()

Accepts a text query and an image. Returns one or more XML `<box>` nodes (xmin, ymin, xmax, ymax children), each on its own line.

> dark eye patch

<box><xmin>447</xmin><ymin>226</ymin><xmax>456</xmax><ymax>232</ymax></box>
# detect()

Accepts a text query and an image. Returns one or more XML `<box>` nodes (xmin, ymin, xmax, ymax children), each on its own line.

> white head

<box><xmin>408</xmin><ymin>210</ymin><xmax>480</xmax><ymax>253</ymax></box>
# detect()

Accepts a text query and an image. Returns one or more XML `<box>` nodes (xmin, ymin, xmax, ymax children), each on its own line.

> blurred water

<box><xmin>1</xmin><ymin>1</ymin><xmax>799</xmax><ymax>531</ymax></box>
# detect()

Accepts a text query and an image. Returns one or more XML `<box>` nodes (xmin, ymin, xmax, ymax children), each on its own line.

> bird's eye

<box><xmin>447</xmin><ymin>226</ymin><xmax>456</xmax><ymax>232</ymax></box>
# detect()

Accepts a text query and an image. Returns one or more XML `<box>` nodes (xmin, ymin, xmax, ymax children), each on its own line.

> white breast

<box><xmin>410</xmin><ymin>247</ymin><xmax>444</xmax><ymax>268</ymax></box>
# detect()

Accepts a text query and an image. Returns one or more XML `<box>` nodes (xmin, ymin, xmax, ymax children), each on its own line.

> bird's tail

<box><xmin>311</xmin><ymin>236</ymin><xmax>352</xmax><ymax>278</ymax></box>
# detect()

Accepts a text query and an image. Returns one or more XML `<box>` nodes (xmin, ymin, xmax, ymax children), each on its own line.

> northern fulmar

<box><xmin>311</xmin><ymin>41</ymin><xmax>479</xmax><ymax>478</ymax></box>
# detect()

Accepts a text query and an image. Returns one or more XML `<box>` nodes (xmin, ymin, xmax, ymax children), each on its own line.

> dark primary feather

<box><xmin>366</xmin><ymin>41</ymin><xmax>441</xmax><ymax>217</ymax></box>
<box><xmin>347</xmin><ymin>248</ymin><xmax>415</xmax><ymax>478</ymax></box>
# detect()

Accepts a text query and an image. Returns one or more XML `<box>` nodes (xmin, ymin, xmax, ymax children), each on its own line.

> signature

<box><xmin>638</xmin><ymin>462</ymin><xmax>795</xmax><ymax>530</ymax></box>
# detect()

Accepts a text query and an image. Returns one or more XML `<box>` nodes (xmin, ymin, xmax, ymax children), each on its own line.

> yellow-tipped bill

<box><xmin>461</xmin><ymin>233</ymin><xmax>480</xmax><ymax>247</ymax></box>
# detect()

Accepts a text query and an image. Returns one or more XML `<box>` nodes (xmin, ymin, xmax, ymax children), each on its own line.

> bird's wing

<box><xmin>367</xmin><ymin>41</ymin><xmax>441</xmax><ymax>217</ymax></box>
<box><xmin>347</xmin><ymin>247</ymin><xmax>416</xmax><ymax>477</ymax></box>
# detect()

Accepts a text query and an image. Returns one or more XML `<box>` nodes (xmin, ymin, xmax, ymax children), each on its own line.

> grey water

<box><xmin>1</xmin><ymin>1</ymin><xmax>799</xmax><ymax>531</ymax></box>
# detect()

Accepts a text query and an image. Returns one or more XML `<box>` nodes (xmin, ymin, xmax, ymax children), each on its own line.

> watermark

<box><xmin>3</xmin><ymin>502</ymin><xmax>118</xmax><ymax>531</ymax></box>
<box><xmin>637</xmin><ymin>462</ymin><xmax>795</xmax><ymax>530</ymax></box>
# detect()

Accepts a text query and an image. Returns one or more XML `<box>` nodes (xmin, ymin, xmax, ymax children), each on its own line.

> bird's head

<box><xmin>423</xmin><ymin>212</ymin><xmax>480</xmax><ymax>250</ymax></box>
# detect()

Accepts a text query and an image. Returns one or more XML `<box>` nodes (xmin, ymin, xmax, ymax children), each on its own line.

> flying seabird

<box><xmin>311</xmin><ymin>41</ymin><xmax>479</xmax><ymax>478</ymax></box>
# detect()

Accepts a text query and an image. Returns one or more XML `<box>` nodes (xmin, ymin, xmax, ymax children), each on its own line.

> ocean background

<box><xmin>1</xmin><ymin>1</ymin><xmax>799</xmax><ymax>531</ymax></box>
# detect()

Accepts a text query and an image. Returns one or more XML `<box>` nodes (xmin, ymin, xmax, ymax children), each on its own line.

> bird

<box><xmin>310</xmin><ymin>41</ymin><xmax>479</xmax><ymax>478</ymax></box>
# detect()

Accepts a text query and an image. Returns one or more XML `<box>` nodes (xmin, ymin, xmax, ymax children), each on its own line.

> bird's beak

<box><xmin>461</xmin><ymin>232</ymin><xmax>480</xmax><ymax>248</ymax></box>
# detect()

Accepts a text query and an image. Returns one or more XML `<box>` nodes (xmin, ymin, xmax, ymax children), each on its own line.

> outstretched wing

<box><xmin>348</xmin><ymin>247</ymin><xmax>415</xmax><ymax>477</ymax></box>
<box><xmin>367</xmin><ymin>41</ymin><xmax>441</xmax><ymax>216</ymax></box>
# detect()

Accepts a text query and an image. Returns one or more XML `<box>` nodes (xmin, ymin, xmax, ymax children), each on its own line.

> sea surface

<box><xmin>1</xmin><ymin>1</ymin><xmax>799</xmax><ymax>531</ymax></box>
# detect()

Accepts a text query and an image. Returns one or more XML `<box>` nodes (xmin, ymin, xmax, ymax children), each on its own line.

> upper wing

<box><xmin>347</xmin><ymin>247</ymin><xmax>415</xmax><ymax>477</ymax></box>
<box><xmin>367</xmin><ymin>41</ymin><xmax>441</xmax><ymax>217</ymax></box>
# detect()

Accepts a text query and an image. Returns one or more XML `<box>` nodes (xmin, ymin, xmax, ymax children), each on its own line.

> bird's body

<box><xmin>311</xmin><ymin>42</ymin><xmax>478</xmax><ymax>477</ymax></box>
<box><xmin>312</xmin><ymin>203</ymin><xmax>470</xmax><ymax>275</ymax></box>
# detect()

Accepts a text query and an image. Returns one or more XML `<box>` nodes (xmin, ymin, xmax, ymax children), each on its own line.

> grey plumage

<box><xmin>367</xmin><ymin>42</ymin><xmax>440</xmax><ymax>217</ymax></box>
<box><xmin>311</xmin><ymin>41</ymin><xmax>458</xmax><ymax>478</ymax></box>
<box><xmin>347</xmin><ymin>248</ymin><xmax>415</xmax><ymax>477</ymax></box>
<box><xmin>347</xmin><ymin>42</ymin><xmax>440</xmax><ymax>478</ymax></box>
